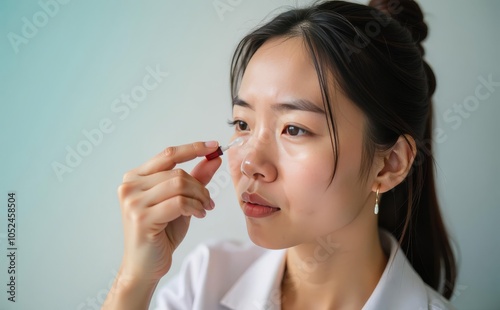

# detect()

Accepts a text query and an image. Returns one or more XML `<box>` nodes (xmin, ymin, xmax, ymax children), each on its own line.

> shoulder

<box><xmin>364</xmin><ymin>229</ymin><xmax>456</xmax><ymax>310</ymax></box>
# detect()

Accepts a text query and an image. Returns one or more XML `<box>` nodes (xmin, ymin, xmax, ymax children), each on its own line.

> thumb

<box><xmin>190</xmin><ymin>157</ymin><xmax>222</xmax><ymax>185</ymax></box>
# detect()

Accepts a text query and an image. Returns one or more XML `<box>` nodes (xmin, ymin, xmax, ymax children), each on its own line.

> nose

<box><xmin>239</xmin><ymin>136</ymin><xmax>278</xmax><ymax>182</ymax></box>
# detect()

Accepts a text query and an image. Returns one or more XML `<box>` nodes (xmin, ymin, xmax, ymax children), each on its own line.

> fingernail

<box><xmin>204</xmin><ymin>141</ymin><xmax>218</xmax><ymax>148</ymax></box>
<box><xmin>210</xmin><ymin>198</ymin><xmax>215</xmax><ymax>209</ymax></box>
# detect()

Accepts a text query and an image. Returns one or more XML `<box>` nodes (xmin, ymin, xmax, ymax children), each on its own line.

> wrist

<box><xmin>102</xmin><ymin>268</ymin><xmax>160</xmax><ymax>310</ymax></box>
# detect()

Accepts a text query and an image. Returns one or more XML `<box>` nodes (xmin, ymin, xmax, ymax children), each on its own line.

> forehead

<box><xmin>238</xmin><ymin>36</ymin><xmax>323</xmax><ymax>107</ymax></box>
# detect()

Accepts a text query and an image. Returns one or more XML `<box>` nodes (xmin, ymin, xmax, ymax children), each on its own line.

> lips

<box><xmin>241</xmin><ymin>192</ymin><xmax>281</xmax><ymax>218</ymax></box>
<box><xmin>241</xmin><ymin>192</ymin><xmax>280</xmax><ymax>210</ymax></box>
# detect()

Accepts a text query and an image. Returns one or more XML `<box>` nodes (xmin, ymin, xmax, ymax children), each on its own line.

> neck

<box><xmin>280</xmin><ymin>221</ymin><xmax>387</xmax><ymax>309</ymax></box>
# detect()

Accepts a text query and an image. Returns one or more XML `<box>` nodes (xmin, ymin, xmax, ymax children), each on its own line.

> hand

<box><xmin>117</xmin><ymin>141</ymin><xmax>222</xmax><ymax>283</ymax></box>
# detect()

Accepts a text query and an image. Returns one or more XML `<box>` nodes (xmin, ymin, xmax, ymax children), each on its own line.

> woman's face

<box><xmin>227</xmin><ymin>36</ymin><xmax>375</xmax><ymax>249</ymax></box>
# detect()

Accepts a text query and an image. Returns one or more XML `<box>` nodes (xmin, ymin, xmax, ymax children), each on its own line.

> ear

<box><xmin>372</xmin><ymin>134</ymin><xmax>417</xmax><ymax>193</ymax></box>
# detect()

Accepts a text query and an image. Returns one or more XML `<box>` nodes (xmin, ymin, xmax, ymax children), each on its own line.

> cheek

<box><xmin>227</xmin><ymin>146</ymin><xmax>242</xmax><ymax>186</ymax></box>
<box><xmin>323</xmin><ymin>142</ymin><xmax>365</xmax><ymax>225</ymax></box>
<box><xmin>280</xmin><ymin>144</ymin><xmax>335</xmax><ymax>214</ymax></box>
<box><xmin>283</xmin><ymin>138</ymin><xmax>364</xmax><ymax>226</ymax></box>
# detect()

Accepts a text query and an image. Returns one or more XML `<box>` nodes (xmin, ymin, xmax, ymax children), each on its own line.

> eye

<box><xmin>228</xmin><ymin>119</ymin><xmax>249</xmax><ymax>131</ymax></box>
<box><xmin>283</xmin><ymin>125</ymin><xmax>307</xmax><ymax>136</ymax></box>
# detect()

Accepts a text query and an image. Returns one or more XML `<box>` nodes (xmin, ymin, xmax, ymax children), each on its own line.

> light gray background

<box><xmin>0</xmin><ymin>1</ymin><xmax>498</xmax><ymax>309</ymax></box>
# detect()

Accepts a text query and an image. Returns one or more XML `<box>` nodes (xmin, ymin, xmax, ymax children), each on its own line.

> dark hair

<box><xmin>229</xmin><ymin>0</ymin><xmax>456</xmax><ymax>299</ymax></box>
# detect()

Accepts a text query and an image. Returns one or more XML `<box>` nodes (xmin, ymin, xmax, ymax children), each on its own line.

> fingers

<box><xmin>190</xmin><ymin>157</ymin><xmax>223</xmax><ymax>186</ymax></box>
<box><xmin>135</xmin><ymin>141</ymin><xmax>219</xmax><ymax>176</ymax></box>
<box><xmin>133</xmin><ymin>170</ymin><xmax>200</xmax><ymax>192</ymax></box>
<box><xmin>148</xmin><ymin>196</ymin><xmax>207</xmax><ymax>225</ymax></box>
<box><xmin>118</xmin><ymin>140</ymin><xmax>221</xmax><ymax>240</ymax></box>
<box><xmin>127</xmin><ymin>162</ymin><xmax>221</xmax><ymax>201</ymax></box>
<box><xmin>119</xmin><ymin>186</ymin><xmax>209</xmax><ymax>237</ymax></box>
<box><xmin>142</xmin><ymin>172</ymin><xmax>213</xmax><ymax>210</ymax></box>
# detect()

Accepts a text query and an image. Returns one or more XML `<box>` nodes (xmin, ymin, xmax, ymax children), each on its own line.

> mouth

<box><xmin>241</xmin><ymin>192</ymin><xmax>281</xmax><ymax>218</ymax></box>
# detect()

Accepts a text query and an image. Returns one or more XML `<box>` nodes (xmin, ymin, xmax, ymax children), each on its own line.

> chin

<box><xmin>246</xmin><ymin>225</ymin><xmax>295</xmax><ymax>250</ymax></box>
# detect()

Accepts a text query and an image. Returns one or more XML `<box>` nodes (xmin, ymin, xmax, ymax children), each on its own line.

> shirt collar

<box><xmin>220</xmin><ymin>247</ymin><xmax>286</xmax><ymax>310</ymax></box>
<box><xmin>220</xmin><ymin>229</ymin><xmax>429</xmax><ymax>310</ymax></box>
<box><xmin>361</xmin><ymin>229</ymin><xmax>428</xmax><ymax>309</ymax></box>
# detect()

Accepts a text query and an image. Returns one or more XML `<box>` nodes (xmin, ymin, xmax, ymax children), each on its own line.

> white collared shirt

<box><xmin>154</xmin><ymin>230</ymin><xmax>454</xmax><ymax>309</ymax></box>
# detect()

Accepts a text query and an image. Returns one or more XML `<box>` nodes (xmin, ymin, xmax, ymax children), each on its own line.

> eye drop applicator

<box><xmin>205</xmin><ymin>137</ymin><xmax>244</xmax><ymax>160</ymax></box>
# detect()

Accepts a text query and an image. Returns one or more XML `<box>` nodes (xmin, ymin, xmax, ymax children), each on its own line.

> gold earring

<box><xmin>374</xmin><ymin>186</ymin><xmax>380</xmax><ymax>215</ymax></box>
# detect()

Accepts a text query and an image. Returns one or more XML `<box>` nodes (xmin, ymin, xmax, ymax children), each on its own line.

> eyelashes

<box><xmin>227</xmin><ymin>119</ymin><xmax>249</xmax><ymax>131</ymax></box>
<box><xmin>227</xmin><ymin>119</ymin><xmax>310</xmax><ymax>137</ymax></box>
<box><xmin>283</xmin><ymin>125</ymin><xmax>307</xmax><ymax>136</ymax></box>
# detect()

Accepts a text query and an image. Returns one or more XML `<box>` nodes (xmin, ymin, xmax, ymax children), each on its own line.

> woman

<box><xmin>103</xmin><ymin>0</ymin><xmax>457</xmax><ymax>309</ymax></box>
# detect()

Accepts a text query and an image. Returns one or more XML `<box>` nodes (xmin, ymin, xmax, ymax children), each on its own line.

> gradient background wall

<box><xmin>0</xmin><ymin>0</ymin><xmax>498</xmax><ymax>309</ymax></box>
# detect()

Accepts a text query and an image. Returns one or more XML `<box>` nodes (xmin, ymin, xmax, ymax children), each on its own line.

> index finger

<box><xmin>135</xmin><ymin>141</ymin><xmax>219</xmax><ymax>176</ymax></box>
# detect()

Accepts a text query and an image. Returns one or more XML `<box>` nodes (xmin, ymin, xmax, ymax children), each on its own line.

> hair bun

<box><xmin>368</xmin><ymin>0</ymin><xmax>428</xmax><ymax>55</ymax></box>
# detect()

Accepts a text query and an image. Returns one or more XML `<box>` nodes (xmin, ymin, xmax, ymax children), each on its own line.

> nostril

<box><xmin>240</xmin><ymin>160</ymin><xmax>252</xmax><ymax>177</ymax></box>
<box><xmin>238</xmin><ymin>145</ymin><xmax>278</xmax><ymax>182</ymax></box>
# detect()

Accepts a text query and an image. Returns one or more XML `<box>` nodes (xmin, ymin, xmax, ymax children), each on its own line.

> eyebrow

<box><xmin>232</xmin><ymin>95</ymin><xmax>325</xmax><ymax>114</ymax></box>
